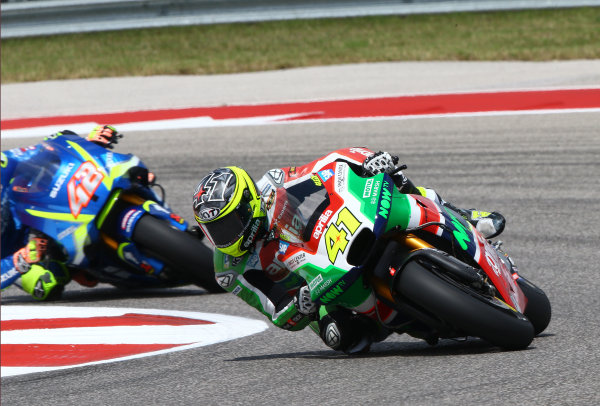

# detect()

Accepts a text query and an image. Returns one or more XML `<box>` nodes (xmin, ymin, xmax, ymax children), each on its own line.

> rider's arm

<box><xmin>213</xmin><ymin>249</ymin><xmax>311</xmax><ymax>331</ymax></box>
<box><xmin>42</xmin><ymin>126</ymin><xmax>122</xmax><ymax>149</ymax></box>
<box><xmin>1</xmin><ymin>256</ymin><xmax>21</xmax><ymax>290</ymax></box>
<box><xmin>85</xmin><ymin>125</ymin><xmax>122</xmax><ymax>148</ymax></box>
<box><xmin>1</xmin><ymin>237</ymin><xmax>69</xmax><ymax>300</ymax></box>
<box><xmin>323</xmin><ymin>147</ymin><xmax>423</xmax><ymax>195</ymax></box>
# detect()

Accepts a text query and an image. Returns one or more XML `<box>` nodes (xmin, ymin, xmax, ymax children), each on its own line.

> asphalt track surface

<box><xmin>2</xmin><ymin>61</ymin><xmax>600</xmax><ymax>405</ymax></box>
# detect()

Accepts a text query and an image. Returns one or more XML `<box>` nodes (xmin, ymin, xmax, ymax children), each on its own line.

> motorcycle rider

<box><xmin>1</xmin><ymin>125</ymin><xmax>123</xmax><ymax>300</ymax></box>
<box><xmin>192</xmin><ymin>147</ymin><xmax>506</xmax><ymax>353</ymax></box>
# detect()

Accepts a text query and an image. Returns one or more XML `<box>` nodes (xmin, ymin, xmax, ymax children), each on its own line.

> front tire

<box><xmin>516</xmin><ymin>276</ymin><xmax>551</xmax><ymax>335</ymax></box>
<box><xmin>132</xmin><ymin>214</ymin><xmax>223</xmax><ymax>293</ymax></box>
<box><xmin>394</xmin><ymin>260</ymin><xmax>534</xmax><ymax>350</ymax></box>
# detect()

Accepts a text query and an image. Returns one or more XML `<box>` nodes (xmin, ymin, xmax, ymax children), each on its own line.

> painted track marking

<box><xmin>2</xmin><ymin>88</ymin><xmax>599</xmax><ymax>138</ymax></box>
<box><xmin>1</xmin><ymin>306</ymin><xmax>268</xmax><ymax>377</ymax></box>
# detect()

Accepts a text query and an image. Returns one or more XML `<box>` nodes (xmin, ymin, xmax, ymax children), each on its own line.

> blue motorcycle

<box><xmin>5</xmin><ymin>132</ymin><xmax>222</xmax><ymax>294</ymax></box>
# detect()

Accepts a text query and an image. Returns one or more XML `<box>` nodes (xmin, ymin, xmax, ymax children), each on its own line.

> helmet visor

<box><xmin>202</xmin><ymin>198</ymin><xmax>254</xmax><ymax>249</ymax></box>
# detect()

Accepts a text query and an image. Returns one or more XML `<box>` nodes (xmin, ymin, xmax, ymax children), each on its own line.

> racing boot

<box><xmin>443</xmin><ymin>202</ymin><xmax>506</xmax><ymax>239</ymax></box>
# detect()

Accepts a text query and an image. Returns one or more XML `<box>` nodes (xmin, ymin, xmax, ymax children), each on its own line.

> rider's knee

<box><xmin>318</xmin><ymin>310</ymin><xmax>380</xmax><ymax>354</ymax></box>
<box><xmin>20</xmin><ymin>263</ymin><xmax>68</xmax><ymax>301</ymax></box>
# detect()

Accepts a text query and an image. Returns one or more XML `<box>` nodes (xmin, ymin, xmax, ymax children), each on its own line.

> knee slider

<box><xmin>20</xmin><ymin>264</ymin><xmax>64</xmax><ymax>300</ymax></box>
<box><xmin>319</xmin><ymin>311</ymin><xmax>374</xmax><ymax>353</ymax></box>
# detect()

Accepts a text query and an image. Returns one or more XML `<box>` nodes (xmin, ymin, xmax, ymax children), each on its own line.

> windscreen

<box><xmin>11</xmin><ymin>146</ymin><xmax>62</xmax><ymax>194</ymax></box>
<box><xmin>273</xmin><ymin>177</ymin><xmax>330</xmax><ymax>243</ymax></box>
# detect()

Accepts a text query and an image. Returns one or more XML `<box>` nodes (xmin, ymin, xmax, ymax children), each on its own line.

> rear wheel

<box><xmin>394</xmin><ymin>260</ymin><xmax>534</xmax><ymax>350</ymax></box>
<box><xmin>132</xmin><ymin>214</ymin><xmax>223</xmax><ymax>293</ymax></box>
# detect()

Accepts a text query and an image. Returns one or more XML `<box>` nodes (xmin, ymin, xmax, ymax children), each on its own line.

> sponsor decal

<box><xmin>278</xmin><ymin>241</ymin><xmax>289</xmax><ymax>255</ymax></box>
<box><xmin>140</xmin><ymin>262</ymin><xmax>154</xmax><ymax>274</ymax></box>
<box><xmin>242</xmin><ymin>218</ymin><xmax>262</xmax><ymax>249</ymax></box>
<box><xmin>199</xmin><ymin>207</ymin><xmax>220</xmax><ymax>221</ymax></box>
<box><xmin>285</xmin><ymin>252</ymin><xmax>306</xmax><ymax>271</ymax></box>
<box><xmin>311</xmin><ymin>175</ymin><xmax>322</xmax><ymax>187</ymax></box>
<box><xmin>1</xmin><ymin>268</ymin><xmax>19</xmax><ymax>283</ymax></box>
<box><xmin>223</xmin><ymin>255</ymin><xmax>230</xmax><ymax>269</ymax></box>
<box><xmin>288</xmin><ymin>167</ymin><xmax>297</xmax><ymax>177</ymax></box>
<box><xmin>260</xmin><ymin>183</ymin><xmax>271</xmax><ymax>197</ymax></box>
<box><xmin>363</xmin><ymin>178</ymin><xmax>373</xmax><ymax>198</ymax></box>
<box><xmin>335</xmin><ymin>165</ymin><xmax>346</xmax><ymax>192</ymax></box>
<box><xmin>324</xmin><ymin>323</ymin><xmax>340</xmax><ymax>347</ymax></box>
<box><xmin>475</xmin><ymin>232</ymin><xmax>502</xmax><ymax>277</ymax></box>
<box><xmin>219</xmin><ymin>255</ymin><xmax>241</xmax><ymax>271</ymax></box>
<box><xmin>122</xmin><ymin>248</ymin><xmax>141</xmax><ymax>267</ymax></box>
<box><xmin>120</xmin><ymin>209</ymin><xmax>144</xmax><ymax>234</ymax></box>
<box><xmin>281</xmin><ymin>313</ymin><xmax>304</xmax><ymax>330</ymax></box>
<box><xmin>377</xmin><ymin>181</ymin><xmax>393</xmax><ymax>219</ymax></box>
<box><xmin>247</xmin><ymin>251</ymin><xmax>260</xmax><ymax>269</ymax></box>
<box><xmin>319</xmin><ymin>280</ymin><xmax>347</xmax><ymax>304</ymax></box>
<box><xmin>268</xmin><ymin>169</ymin><xmax>284</xmax><ymax>185</ymax></box>
<box><xmin>105</xmin><ymin>151</ymin><xmax>115</xmax><ymax>168</ymax></box>
<box><xmin>216</xmin><ymin>273</ymin><xmax>236</xmax><ymax>288</ymax></box>
<box><xmin>446</xmin><ymin>210</ymin><xmax>472</xmax><ymax>251</ymax></box>
<box><xmin>57</xmin><ymin>225</ymin><xmax>78</xmax><ymax>241</ymax></box>
<box><xmin>308</xmin><ymin>274</ymin><xmax>323</xmax><ymax>291</ymax></box>
<box><xmin>371</xmin><ymin>180</ymin><xmax>381</xmax><ymax>205</ymax></box>
<box><xmin>232</xmin><ymin>286</ymin><xmax>242</xmax><ymax>296</ymax></box>
<box><xmin>349</xmin><ymin>147</ymin><xmax>373</xmax><ymax>157</ymax></box>
<box><xmin>265</xmin><ymin>190</ymin><xmax>276</xmax><ymax>211</ymax></box>
<box><xmin>49</xmin><ymin>162</ymin><xmax>75</xmax><ymax>198</ymax></box>
<box><xmin>265</xmin><ymin>262</ymin><xmax>288</xmax><ymax>282</ymax></box>
<box><xmin>318</xmin><ymin>169</ymin><xmax>334</xmax><ymax>183</ymax></box>
<box><xmin>169</xmin><ymin>213</ymin><xmax>185</xmax><ymax>225</ymax></box>
<box><xmin>312</xmin><ymin>209</ymin><xmax>334</xmax><ymax>240</ymax></box>
<box><xmin>312</xmin><ymin>277</ymin><xmax>333</xmax><ymax>296</ymax></box>
<box><xmin>67</xmin><ymin>161</ymin><xmax>105</xmax><ymax>218</ymax></box>
<box><xmin>149</xmin><ymin>203</ymin><xmax>170</xmax><ymax>215</ymax></box>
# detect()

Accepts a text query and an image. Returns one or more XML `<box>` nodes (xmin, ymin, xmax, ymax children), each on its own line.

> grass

<box><xmin>1</xmin><ymin>7</ymin><xmax>599</xmax><ymax>83</ymax></box>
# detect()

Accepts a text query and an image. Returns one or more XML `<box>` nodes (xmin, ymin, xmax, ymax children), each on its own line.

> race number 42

<box><xmin>67</xmin><ymin>161</ymin><xmax>104</xmax><ymax>218</ymax></box>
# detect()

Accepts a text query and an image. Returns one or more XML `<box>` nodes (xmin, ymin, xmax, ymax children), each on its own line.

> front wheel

<box><xmin>394</xmin><ymin>261</ymin><xmax>534</xmax><ymax>350</ymax></box>
<box><xmin>516</xmin><ymin>276</ymin><xmax>551</xmax><ymax>336</ymax></box>
<box><xmin>132</xmin><ymin>214</ymin><xmax>223</xmax><ymax>293</ymax></box>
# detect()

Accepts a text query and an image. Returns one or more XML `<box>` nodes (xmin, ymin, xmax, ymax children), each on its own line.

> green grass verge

<box><xmin>2</xmin><ymin>7</ymin><xmax>599</xmax><ymax>83</ymax></box>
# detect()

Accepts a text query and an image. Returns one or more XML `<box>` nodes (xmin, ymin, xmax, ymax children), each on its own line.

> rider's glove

<box><xmin>294</xmin><ymin>286</ymin><xmax>318</xmax><ymax>318</ymax></box>
<box><xmin>362</xmin><ymin>151</ymin><xmax>399</xmax><ymax>176</ymax></box>
<box><xmin>87</xmin><ymin>125</ymin><xmax>122</xmax><ymax>149</ymax></box>
<box><xmin>13</xmin><ymin>237</ymin><xmax>48</xmax><ymax>274</ymax></box>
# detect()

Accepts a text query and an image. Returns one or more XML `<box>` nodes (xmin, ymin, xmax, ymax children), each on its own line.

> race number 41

<box><xmin>67</xmin><ymin>161</ymin><xmax>104</xmax><ymax>218</ymax></box>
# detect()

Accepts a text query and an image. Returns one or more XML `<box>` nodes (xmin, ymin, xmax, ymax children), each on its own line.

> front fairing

<box><xmin>273</xmin><ymin>160</ymin><xmax>526</xmax><ymax>313</ymax></box>
<box><xmin>8</xmin><ymin>134</ymin><xmax>146</xmax><ymax>266</ymax></box>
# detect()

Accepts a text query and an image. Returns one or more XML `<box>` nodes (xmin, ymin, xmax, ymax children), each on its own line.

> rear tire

<box><xmin>132</xmin><ymin>214</ymin><xmax>223</xmax><ymax>293</ymax></box>
<box><xmin>394</xmin><ymin>260</ymin><xmax>534</xmax><ymax>350</ymax></box>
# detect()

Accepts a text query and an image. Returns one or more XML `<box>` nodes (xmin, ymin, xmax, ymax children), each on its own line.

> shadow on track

<box><xmin>229</xmin><ymin>332</ymin><xmax>554</xmax><ymax>362</ymax></box>
<box><xmin>0</xmin><ymin>285</ymin><xmax>209</xmax><ymax>304</ymax></box>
